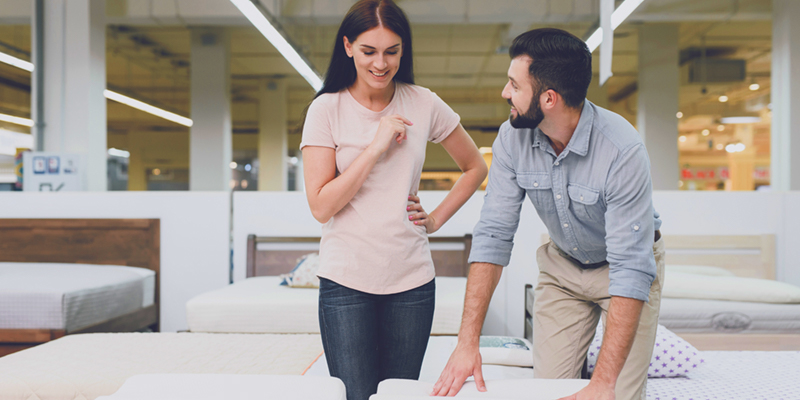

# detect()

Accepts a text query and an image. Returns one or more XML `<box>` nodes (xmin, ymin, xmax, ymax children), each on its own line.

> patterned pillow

<box><xmin>586</xmin><ymin>323</ymin><xmax>704</xmax><ymax>378</ymax></box>
<box><xmin>279</xmin><ymin>253</ymin><xmax>320</xmax><ymax>288</ymax></box>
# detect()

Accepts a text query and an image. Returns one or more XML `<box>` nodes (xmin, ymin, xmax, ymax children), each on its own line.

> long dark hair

<box><xmin>315</xmin><ymin>0</ymin><xmax>414</xmax><ymax>98</ymax></box>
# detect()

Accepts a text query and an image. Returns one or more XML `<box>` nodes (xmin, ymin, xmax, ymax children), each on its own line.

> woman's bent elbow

<box><xmin>309</xmin><ymin>206</ymin><xmax>332</xmax><ymax>224</ymax></box>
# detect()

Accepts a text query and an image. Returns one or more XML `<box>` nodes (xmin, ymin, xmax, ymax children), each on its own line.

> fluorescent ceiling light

<box><xmin>0</xmin><ymin>51</ymin><xmax>34</xmax><ymax>72</ymax></box>
<box><xmin>720</xmin><ymin>116</ymin><xmax>761</xmax><ymax>124</ymax></box>
<box><xmin>107</xmin><ymin>147</ymin><xmax>130</xmax><ymax>158</ymax></box>
<box><xmin>1</xmin><ymin>50</ymin><xmax>192</xmax><ymax>127</ymax></box>
<box><xmin>586</xmin><ymin>0</ymin><xmax>646</xmax><ymax>52</ymax></box>
<box><xmin>104</xmin><ymin>90</ymin><xmax>193</xmax><ymax>127</ymax></box>
<box><xmin>230</xmin><ymin>0</ymin><xmax>323</xmax><ymax>91</ymax></box>
<box><xmin>0</xmin><ymin>112</ymin><xmax>34</xmax><ymax>127</ymax></box>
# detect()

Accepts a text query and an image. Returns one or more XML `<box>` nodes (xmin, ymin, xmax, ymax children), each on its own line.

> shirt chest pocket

<box><xmin>567</xmin><ymin>183</ymin><xmax>604</xmax><ymax>224</ymax></box>
<box><xmin>517</xmin><ymin>172</ymin><xmax>555</xmax><ymax>212</ymax></box>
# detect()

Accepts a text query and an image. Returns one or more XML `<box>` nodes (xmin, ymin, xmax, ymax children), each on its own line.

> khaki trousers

<box><xmin>532</xmin><ymin>238</ymin><xmax>665</xmax><ymax>400</ymax></box>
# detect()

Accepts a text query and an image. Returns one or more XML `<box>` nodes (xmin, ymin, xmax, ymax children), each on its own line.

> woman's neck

<box><xmin>349</xmin><ymin>80</ymin><xmax>396</xmax><ymax>112</ymax></box>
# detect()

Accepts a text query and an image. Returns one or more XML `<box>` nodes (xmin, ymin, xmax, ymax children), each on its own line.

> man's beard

<box><xmin>508</xmin><ymin>89</ymin><xmax>545</xmax><ymax>129</ymax></box>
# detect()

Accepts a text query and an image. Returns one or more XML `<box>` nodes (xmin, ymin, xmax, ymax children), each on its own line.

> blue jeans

<box><xmin>318</xmin><ymin>277</ymin><xmax>436</xmax><ymax>400</ymax></box>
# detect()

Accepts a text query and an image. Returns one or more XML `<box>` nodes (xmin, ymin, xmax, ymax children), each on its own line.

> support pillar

<box><xmin>771</xmin><ymin>0</ymin><xmax>800</xmax><ymax>190</ymax></box>
<box><xmin>637</xmin><ymin>24</ymin><xmax>679</xmax><ymax>190</ymax></box>
<box><xmin>35</xmin><ymin>0</ymin><xmax>107</xmax><ymax>191</ymax></box>
<box><xmin>127</xmin><ymin>133</ymin><xmax>147</xmax><ymax>191</ymax></box>
<box><xmin>257</xmin><ymin>79</ymin><xmax>288</xmax><ymax>191</ymax></box>
<box><xmin>728</xmin><ymin>124</ymin><xmax>756</xmax><ymax>191</ymax></box>
<box><xmin>190</xmin><ymin>29</ymin><xmax>232</xmax><ymax>191</ymax></box>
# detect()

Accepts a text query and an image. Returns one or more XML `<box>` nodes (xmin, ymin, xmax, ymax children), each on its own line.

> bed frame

<box><xmin>0</xmin><ymin>219</ymin><xmax>160</xmax><ymax>357</ymax></box>
<box><xmin>246</xmin><ymin>234</ymin><xmax>473</xmax><ymax>278</ymax></box>
<box><xmin>526</xmin><ymin>234</ymin><xmax>800</xmax><ymax>351</ymax></box>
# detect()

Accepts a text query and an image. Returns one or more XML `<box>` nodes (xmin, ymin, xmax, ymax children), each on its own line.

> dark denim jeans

<box><xmin>318</xmin><ymin>277</ymin><xmax>436</xmax><ymax>400</ymax></box>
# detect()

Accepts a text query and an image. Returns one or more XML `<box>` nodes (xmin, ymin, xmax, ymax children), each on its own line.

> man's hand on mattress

<box><xmin>556</xmin><ymin>380</ymin><xmax>614</xmax><ymax>400</ymax></box>
<box><xmin>408</xmin><ymin>195</ymin><xmax>438</xmax><ymax>233</ymax></box>
<box><xmin>430</xmin><ymin>344</ymin><xmax>485</xmax><ymax>396</ymax></box>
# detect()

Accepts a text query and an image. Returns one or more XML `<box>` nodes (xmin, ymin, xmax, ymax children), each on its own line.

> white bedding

<box><xmin>0</xmin><ymin>332</ymin><xmax>324</xmax><ymax>400</ymax></box>
<box><xmin>646</xmin><ymin>351</ymin><xmax>800</xmax><ymax>400</ymax></box>
<box><xmin>312</xmin><ymin>336</ymin><xmax>800</xmax><ymax>400</ymax></box>
<box><xmin>305</xmin><ymin>336</ymin><xmax>535</xmax><ymax>381</ymax></box>
<box><xmin>0</xmin><ymin>262</ymin><xmax>155</xmax><ymax>332</ymax></box>
<box><xmin>372</xmin><ymin>379</ymin><xmax>589</xmax><ymax>400</ymax></box>
<box><xmin>659</xmin><ymin>297</ymin><xmax>800</xmax><ymax>333</ymax></box>
<box><xmin>186</xmin><ymin>276</ymin><xmax>466</xmax><ymax>335</ymax></box>
<box><xmin>96</xmin><ymin>374</ymin><xmax>345</xmax><ymax>400</ymax></box>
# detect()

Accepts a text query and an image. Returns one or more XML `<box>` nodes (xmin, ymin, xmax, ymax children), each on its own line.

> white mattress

<box><xmin>312</xmin><ymin>336</ymin><xmax>800</xmax><ymax>400</ymax></box>
<box><xmin>646</xmin><ymin>351</ymin><xmax>800</xmax><ymax>400</ymax></box>
<box><xmin>186</xmin><ymin>276</ymin><xmax>466</xmax><ymax>335</ymax></box>
<box><xmin>96</xmin><ymin>374</ymin><xmax>346</xmax><ymax>400</ymax></box>
<box><xmin>659</xmin><ymin>297</ymin><xmax>800</xmax><ymax>333</ymax></box>
<box><xmin>0</xmin><ymin>332</ymin><xmax>324</xmax><ymax>400</ymax></box>
<box><xmin>305</xmin><ymin>336</ymin><xmax>535</xmax><ymax>381</ymax></box>
<box><xmin>372</xmin><ymin>379</ymin><xmax>589</xmax><ymax>399</ymax></box>
<box><xmin>0</xmin><ymin>262</ymin><xmax>155</xmax><ymax>332</ymax></box>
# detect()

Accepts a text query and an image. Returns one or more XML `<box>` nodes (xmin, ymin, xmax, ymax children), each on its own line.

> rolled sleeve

<box><xmin>468</xmin><ymin>124</ymin><xmax>526</xmax><ymax>267</ymax></box>
<box><xmin>604</xmin><ymin>143</ymin><xmax>657</xmax><ymax>301</ymax></box>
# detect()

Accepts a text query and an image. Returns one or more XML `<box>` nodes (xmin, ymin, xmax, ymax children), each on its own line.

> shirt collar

<box><xmin>531</xmin><ymin>100</ymin><xmax>594</xmax><ymax>157</ymax></box>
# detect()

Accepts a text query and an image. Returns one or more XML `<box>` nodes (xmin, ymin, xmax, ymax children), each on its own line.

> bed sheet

<box><xmin>646</xmin><ymin>351</ymin><xmax>800</xmax><ymax>400</ymax></box>
<box><xmin>0</xmin><ymin>332</ymin><xmax>323</xmax><ymax>400</ymax></box>
<box><xmin>186</xmin><ymin>276</ymin><xmax>466</xmax><ymax>335</ymax></box>
<box><xmin>0</xmin><ymin>262</ymin><xmax>155</xmax><ymax>332</ymax></box>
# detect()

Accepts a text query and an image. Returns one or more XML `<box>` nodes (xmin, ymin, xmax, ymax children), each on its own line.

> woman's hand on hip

<box><xmin>369</xmin><ymin>114</ymin><xmax>413</xmax><ymax>155</ymax></box>
<box><xmin>408</xmin><ymin>195</ymin><xmax>438</xmax><ymax>234</ymax></box>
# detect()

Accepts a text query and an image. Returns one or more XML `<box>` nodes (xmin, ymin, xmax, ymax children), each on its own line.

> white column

<box><xmin>637</xmin><ymin>24</ymin><xmax>679</xmax><ymax>191</ymax></box>
<box><xmin>771</xmin><ymin>0</ymin><xmax>800</xmax><ymax>191</ymax></box>
<box><xmin>36</xmin><ymin>0</ymin><xmax>106</xmax><ymax>191</ymax></box>
<box><xmin>257</xmin><ymin>79</ymin><xmax>288</xmax><ymax>191</ymax></box>
<box><xmin>190</xmin><ymin>28</ymin><xmax>232</xmax><ymax>191</ymax></box>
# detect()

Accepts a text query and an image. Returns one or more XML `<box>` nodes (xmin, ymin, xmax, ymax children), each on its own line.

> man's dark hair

<box><xmin>509</xmin><ymin>28</ymin><xmax>592</xmax><ymax>109</ymax></box>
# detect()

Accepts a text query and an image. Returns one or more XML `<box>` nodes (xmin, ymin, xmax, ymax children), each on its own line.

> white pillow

<box><xmin>666</xmin><ymin>264</ymin><xmax>735</xmax><ymax>277</ymax></box>
<box><xmin>587</xmin><ymin>323</ymin><xmax>704</xmax><ymax>378</ymax></box>
<box><xmin>479</xmin><ymin>336</ymin><xmax>533</xmax><ymax>367</ymax></box>
<box><xmin>279</xmin><ymin>253</ymin><xmax>321</xmax><ymax>288</ymax></box>
<box><xmin>663</xmin><ymin>271</ymin><xmax>800</xmax><ymax>303</ymax></box>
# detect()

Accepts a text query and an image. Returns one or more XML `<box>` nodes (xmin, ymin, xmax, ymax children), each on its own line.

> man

<box><xmin>432</xmin><ymin>28</ymin><xmax>664</xmax><ymax>400</ymax></box>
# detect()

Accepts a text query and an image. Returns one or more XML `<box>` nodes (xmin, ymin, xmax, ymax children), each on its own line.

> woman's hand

<box><xmin>368</xmin><ymin>114</ymin><xmax>413</xmax><ymax>155</ymax></box>
<box><xmin>407</xmin><ymin>195</ymin><xmax>438</xmax><ymax>234</ymax></box>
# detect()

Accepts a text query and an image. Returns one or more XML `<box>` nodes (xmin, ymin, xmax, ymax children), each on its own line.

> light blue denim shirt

<box><xmin>469</xmin><ymin>100</ymin><xmax>661</xmax><ymax>302</ymax></box>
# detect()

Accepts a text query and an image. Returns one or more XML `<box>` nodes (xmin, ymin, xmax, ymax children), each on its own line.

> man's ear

<box><xmin>542</xmin><ymin>89</ymin><xmax>559</xmax><ymax>110</ymax></box>
<box><xmin>343</xmin><ymin>36</ymin><xmax>354</xmax><ymax>58</ymax></box>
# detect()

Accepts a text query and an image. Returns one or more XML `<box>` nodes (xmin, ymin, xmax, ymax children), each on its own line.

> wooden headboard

<box><xmin>662</xmin><ymin>234</ymin><xmax>775</xmax><ymax>279</ymax></box>
<box><xmin>540</xmin><ymin>233</ymin><xmax>776</xmax><ymax>280</ymax></box>
<box><xmin>0</xmin><ymin>218</ymin><xmax>161</xmax><ymax>303</ymax></box>
<box><xmin>247</xmin><ymin>234</ymin><xmax>473</xmax><ymax>278</ymax></box>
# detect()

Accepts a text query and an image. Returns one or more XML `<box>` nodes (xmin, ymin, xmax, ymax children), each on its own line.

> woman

<box><xmin>300</xmin><ymin>1</ymin><xmax>487</xmax><ymax>399</ymax></box>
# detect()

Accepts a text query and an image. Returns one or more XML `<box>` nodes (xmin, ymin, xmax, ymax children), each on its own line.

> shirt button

<box><xmin>585</xmin><ymin>260</ymin><xmax>591</xmax><ymax>263</ymax></box>
<box><xmin>573</xmin><ymin>247</ymin><xmax>578</xmax><ymax>251</ymax></box>
<box><xmin>554</xmin><ymin>161</ymin><xmax>560</xmax><ymax>166</ymax></box>
<box><xmin>556</xmin><ymin>194</ymin><xmax>562</xmax><ymax>199</ymax></box>
<box><xmin>563</xmin><ymin>223</ymin><xmax>569</xmax><ymax>228</ymax></box>
<box><xmin>634</xmin><ymin>225</ymin><xmax>640</xmax><ymax>231</ymax></box>
<box><xmin>533</xmin><ymin>182</ymin><xmax>539</xmax><ymax>187</ymax></box>
<box><xmin>580</xmin><ymin>196</ymin><xmax>584</xmax><ymax>201</ymax></box>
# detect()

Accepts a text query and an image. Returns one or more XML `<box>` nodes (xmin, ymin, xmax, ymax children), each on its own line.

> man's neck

<box><xmin>539</xmin><ymin>103</ymin><xmax>583</xmax><ymax>156</ymax></box>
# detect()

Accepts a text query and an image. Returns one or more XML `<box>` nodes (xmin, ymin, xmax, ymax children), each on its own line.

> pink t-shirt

<box><xmin>300</xmin><ymin>83</ymin><xmax>460</xmax><ymax>294</ymax></box>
